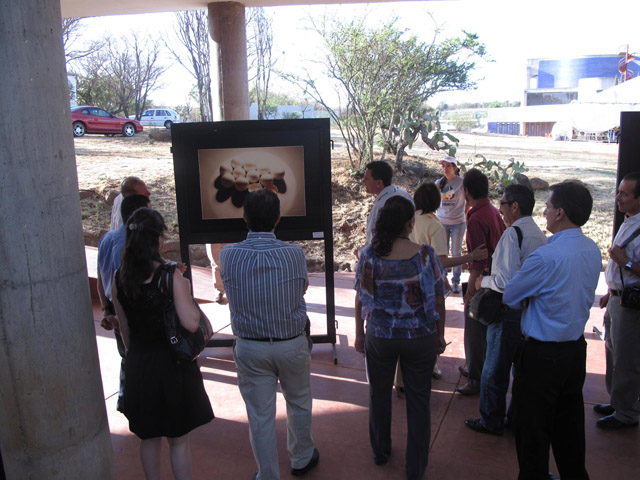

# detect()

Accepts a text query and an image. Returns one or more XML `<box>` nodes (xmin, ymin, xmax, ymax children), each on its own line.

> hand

<box><xmin>471</xmin><ymin>244</ymin><xmax>488</xmax><ymax>262</ymax></box>
<box><xmin>463</xmin><ymin>288</ymin><xmax>475</xmax><ymax>305</ymax></box>
<box><xmin>474</xmin><ymin>276</ymin><xmax>483</xmax><ymax>291</ymax></box>
<box><xmin>176</xmin><ymin>262</ymin><xmax>187</xmax><ymax>274</ymax></box>
<box><xmin>353</xmin><ymin>247</ymin><xmax>360</xmax><ymax>260</ymax></box>
<box><xmin>599</xmin><ymin>292</ymin><xmax>610</xmax><ymax>309</ymax></box>
<box><xmin>100</xmin><ymin>314</ymin><xmax>117</xmax><ymax>331</ymax></box>
<box><xmin>609</xmin><ymin>245</ymin><xmax>627</xmax><ymax>267</ymax></box>
<box><xmin>438</xmin><ymin>335</ymin><xmax>447</xmax><ymax>354</ymax></box>
<box><xmin>354</xmin><ymin>333</ymin><xmax>365</xmax><ymax>355</ymax></box>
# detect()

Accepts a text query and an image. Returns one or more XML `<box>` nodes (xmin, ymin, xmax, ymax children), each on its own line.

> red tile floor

<box><xmin>88</xmin><ymin>249</ymin><xmax>638</xmax><ymax>479</ymax></box>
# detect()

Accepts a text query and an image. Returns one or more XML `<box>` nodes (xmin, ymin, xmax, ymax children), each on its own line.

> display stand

<box><xmin>171</xmin><ymin>119</ymin><xmax>337</xmax><ymax>363</ymax></box>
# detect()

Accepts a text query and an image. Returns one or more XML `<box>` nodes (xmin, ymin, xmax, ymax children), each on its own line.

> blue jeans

<box><xmin>479</xmin><ymin>306</ymin><xmax>523</xmax><ymax>431</ymax></box>
<box><xmin>443</xmin><ymin>222</ymin><xmax>466</xmax><ymax>285</ymax></box>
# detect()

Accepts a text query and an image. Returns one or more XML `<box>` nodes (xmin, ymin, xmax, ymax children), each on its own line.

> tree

<box><xmin>61</xmin><ymin>18</ymin><xmax>108</xmax><ymax>69</ymax></box>
<box><xmin>76</xmin><ymin>35</ymin><xmax>167</xmax><ymax>117</ymax></box>
<box><xmin>291</xmin><ymin>15</ymin><xmax>486</xmax><ymax>172</ymax></box>
<box><xmin>246</xmin><ymin>7</ymin><xmax>277</xmax><ymax>120</ymax></box>
<box><xmin>165</xmin><ymin>10</ymin><xmax>213</xmax><ymax>121</ymax></box>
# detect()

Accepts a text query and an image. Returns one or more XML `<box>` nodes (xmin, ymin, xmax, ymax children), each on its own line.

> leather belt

<box><xmin>610</xmin><ymin>289</ymin><xmax>623</xmax><ymax>297</ymax></box>
<box><xmin>239</xmin><ymin>334</ymin><xmax>301</xmax><ymax>342</ymax></box>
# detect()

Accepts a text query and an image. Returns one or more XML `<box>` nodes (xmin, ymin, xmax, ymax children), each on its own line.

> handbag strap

<box><xmin>159</xmin><ymin>263</ymin><xmax>177</xmax><ymax>301</ymax></box>
<box><xmin>617</xmin><ymin>226</ymin><xmax>640</xmax><ymax>288</ymax></box>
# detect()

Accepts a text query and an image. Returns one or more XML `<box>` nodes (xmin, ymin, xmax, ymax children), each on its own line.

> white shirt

<box><xmin>435</xmin><ymin>175</ymin><xmax>466</xmax><ymax>225</ymax></box>
<box><xmin>481</xmin><ymin>215</ymin><xmax>547</xmax><ymax>293</ymax></box>
<box><xmin>365</xmin><ymin>184</ymin><xmax>413</xmax><ymax>245</ymax></box>
<box><xmin>110</xmin><ymin>193</ymin><xmax>123</xmax><ymax>231</ymax></box>
<box><xmin>605</xmin><ymin>211</ymin><xmax>640</xmax><ymax>290</ymax></box>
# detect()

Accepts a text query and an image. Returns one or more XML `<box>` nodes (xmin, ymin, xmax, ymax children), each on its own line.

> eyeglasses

<box><xmin>499</xmin><ymin>201</ymin><xmax>512</xmax><ymax>206</ymax></box>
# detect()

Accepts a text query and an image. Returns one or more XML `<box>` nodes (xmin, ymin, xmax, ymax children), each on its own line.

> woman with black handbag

<box><xmin>112</xmin><ymin>208</ymin><xmax>213</xmax><ymax>480</ymax></box>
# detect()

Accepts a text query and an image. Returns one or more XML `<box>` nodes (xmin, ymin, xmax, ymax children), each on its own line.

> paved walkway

<box><xmin>87</xmin><ymin>249</ymin><xmax>638</xmax><ymax>479</ymax></box>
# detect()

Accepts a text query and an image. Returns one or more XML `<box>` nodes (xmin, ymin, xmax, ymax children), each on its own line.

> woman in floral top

<box><xmin>354</xmin><ymin>196</ymin><xmax>447</xmax><ymax>480</ymax></box>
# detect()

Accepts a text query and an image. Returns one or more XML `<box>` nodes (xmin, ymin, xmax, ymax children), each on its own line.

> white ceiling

<box><xmin>60</xmin><ymin>0</ymin><xmax>427</xmax><ymax>18</ymax></box>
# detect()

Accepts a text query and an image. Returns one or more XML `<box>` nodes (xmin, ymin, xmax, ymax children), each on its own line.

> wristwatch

<box><xmin>624</xmin><ymin>261</ymin><xmax>633</xmax><ymax>272</ymax></box>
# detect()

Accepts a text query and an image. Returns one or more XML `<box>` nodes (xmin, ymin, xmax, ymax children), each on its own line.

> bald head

<box><xmin>121</xmin><ymin>176</ymin><xmax>150</xmax><ymax>197</ymax></box>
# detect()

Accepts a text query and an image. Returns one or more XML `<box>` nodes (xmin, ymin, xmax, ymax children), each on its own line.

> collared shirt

<box><xmin>481</xmin><ymin>216</ymin><xmax>547</xmax><ymax>293</ymax></box>
<box><xmin>605</xmin><ymin>211</ymin><xmax>640</xmax><ymax>290</ymax></box>
<box><xmin>110</xmin><ymin>193</ymin><xmax>124</xmax><ymax>231</ymax></box>
<box><xmin>410</xmin><ymin>211</ymin><xmax>448</xmax><ymax>256</ymax></box>
<box><xmin>503</xmin><ymin>228</ymin><xmax>601</xmax><ymax>342</ymax></box>
<box><xmin>435</xmin><ymin>175</ymin><xmax>466</xmax><ymax>225</ymax></box>
<box><xmin>97</xmin><ymin>225</ymin><xmax>127</xmax><ymax>302</ymax></box>
<box><xmin>466</xmin><ymin>197</ymin><xmax>506</xmax><ymax>272</ymax></box>
<box><xmin>220</xmin><ymin>232</ymin><xmax>308</xmax><ymax>339</ymax></box>
<box><xmin>354</xmin><ymin>244</ymin><xmax>445</xmax><ymax>339</ymax></box>
<box><xmin>365</xmin><ymin>184</ymin><xmax>413</xmax><ymax>245</ymax></box>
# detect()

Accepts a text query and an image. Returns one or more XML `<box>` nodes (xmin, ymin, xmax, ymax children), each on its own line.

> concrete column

<box><xmin>209</xmin><ymin>2</ymin><xmax>250</xmax><ymax>121</ymax></box>
<box><xmin>0</xmin><ymin>1</ymin><xmax>115</xmax><ymax>478</ymax></box>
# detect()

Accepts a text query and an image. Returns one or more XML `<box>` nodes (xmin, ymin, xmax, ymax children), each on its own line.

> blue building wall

<box><xmin>537</xmin><ymin>56</ymin><xmax>621</xmax><ymax>88</ymax></box>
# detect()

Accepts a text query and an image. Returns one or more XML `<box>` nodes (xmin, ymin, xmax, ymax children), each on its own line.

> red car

<box><xmin>71</xmin><ymin>106</ymin><xmax>143</xmax><ymax>137</ymax></box>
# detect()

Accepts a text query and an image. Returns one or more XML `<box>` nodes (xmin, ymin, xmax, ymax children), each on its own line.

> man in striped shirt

<box><xmin>220</xmin><ymin>189</ymin><xmax>319</xmax><ymax>480</ymax></box>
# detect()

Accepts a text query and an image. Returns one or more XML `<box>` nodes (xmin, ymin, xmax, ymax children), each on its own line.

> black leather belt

<box><xmin>239</xmin><ymin>334</ymin><xmax>301</xmax><ymax>342</ymax></box>
<box><xmin>610</xmin><ymin>289</ymin><xmax>623</xmax><ymax>297</ymax></box>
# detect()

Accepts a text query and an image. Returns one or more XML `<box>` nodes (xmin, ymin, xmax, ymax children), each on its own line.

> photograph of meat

<box><xmin>198</xmin><ymin>145</ymin><xmax>306</xmax><ymax>219</ymax></box>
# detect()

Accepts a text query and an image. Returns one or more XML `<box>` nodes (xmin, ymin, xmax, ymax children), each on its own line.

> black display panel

<box><xmin>171</xmin><ymin>118</ymin><xmax>332</xmax><ymax>244</ymax></box>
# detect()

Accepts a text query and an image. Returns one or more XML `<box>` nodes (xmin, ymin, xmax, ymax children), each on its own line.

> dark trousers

<box><xmin>513</xmin><ymin>336</ymin><xmax>589</xmax><ymax>480</ymax></box>
<box><xmin>366</xmin><ymin>333</ymin><xmax>437</xmax><ymax>480</ymax></box>
<box><xmin>464</xmin><ymin>304</ymin><xmax>488</xmax><ymax>382</ymax></box>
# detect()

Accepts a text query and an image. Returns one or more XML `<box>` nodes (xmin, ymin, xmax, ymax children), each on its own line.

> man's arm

<box><xmin>464</xmin><ymin>268</ymin><xmax>484</xmax><ymax>304</ymax></box>
<box><xmin>502</xmin><ymin>251</ymin><xmax>546</xmax><ymax>308</ymax></box>
<box><xmin>481</xmin><ymin>229</ymin><xmax>519</xmax><ymax>292</ymax></box>
<box><xmin>97</xmin><ymin>271</ymin><xmax>117</xmax><ymax>331</ymax></box>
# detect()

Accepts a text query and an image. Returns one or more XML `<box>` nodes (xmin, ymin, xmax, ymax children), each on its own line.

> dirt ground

<box><xmin>75</xmin><ymin>128</ymin><xmax>619</xmax><ymax>271</ymax></box>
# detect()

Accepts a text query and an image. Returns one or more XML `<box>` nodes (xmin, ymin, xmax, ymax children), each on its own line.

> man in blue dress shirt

<box><xmin>221</xmin><ymin>189</ymin><xmax>318</xmax><ymax>480</ymax></box>
<box><xmin>503</xmin><ymin>181</ymin><xmax>601</xmax><ymax>480</ymax></box>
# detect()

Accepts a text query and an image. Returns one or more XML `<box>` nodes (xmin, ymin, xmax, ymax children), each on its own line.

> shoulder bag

<box><xmin>469</xmin><ymin>226</ymin><xmax>522</xmax><ymax>325</ymax></box>
<box><xmin>617</xmin><ymin>227</ymin><xmax>640</xmax><ymax>310</ymax></box>
<box><xmin>159</xmin><ymin>263</ymin><xmax>214</xmax><ymax>362</ymax></box>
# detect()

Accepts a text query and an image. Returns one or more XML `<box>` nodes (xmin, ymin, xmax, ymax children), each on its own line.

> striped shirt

<box><xmin>220</xmin><ymin>232</ymin><xmax>308</xmax><ymax>339</ymax></box>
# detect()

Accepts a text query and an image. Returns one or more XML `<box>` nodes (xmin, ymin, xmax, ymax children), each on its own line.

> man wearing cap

<box><xmin>435</xmin><ymin>156</ymin><xmax>467</xmax><ymax>293</ymax></box>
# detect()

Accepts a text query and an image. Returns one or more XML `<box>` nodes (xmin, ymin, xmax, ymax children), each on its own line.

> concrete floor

<box><xmin>88</xmin><ymin>249</ymin><xmax>638</xmax><ymax>479</ymax></box>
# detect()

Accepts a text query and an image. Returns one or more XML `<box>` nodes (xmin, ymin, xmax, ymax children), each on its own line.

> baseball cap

<box><xmin>440</xmin><ymin>155</ymin><xmax>458</xmax><ymax>166</ymax></box>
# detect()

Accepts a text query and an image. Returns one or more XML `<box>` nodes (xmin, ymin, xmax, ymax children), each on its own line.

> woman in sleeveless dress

<box><xmin>112</xmin><ymin>208</ymin><xmax>213</xmax><ymax>480</ymax></box>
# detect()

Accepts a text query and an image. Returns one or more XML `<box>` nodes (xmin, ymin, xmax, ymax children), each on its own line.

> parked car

<box><xmin>139</xmin><ymin>108</ymin><xmax>181</xmax><ymax>128</ymax></box>
<box><xmin>71</xmin><ymin>106</ymin><xmax>143</xmax><ymax>137</ymax></box>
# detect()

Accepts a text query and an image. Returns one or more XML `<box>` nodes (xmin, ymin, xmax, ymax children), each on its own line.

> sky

<box><xmin>73</xmin><ymin>0</ymin><xmax>640</xmax><ymax>109</ymax></box>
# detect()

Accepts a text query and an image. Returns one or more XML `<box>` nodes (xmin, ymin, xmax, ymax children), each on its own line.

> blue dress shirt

<box><xmin>97</xmin><ymin>225</ymin><xmax>127</xmax><ymax>302</ymax></box>
<box><xmin>503</xmin><ymin>228</ymin><xmax>601</xmax><ymax>342</ymax></box>
<box><xmin>220</xmin><ymin>232</ymin><xmax>308</xmax><ymax>339</ymax></box>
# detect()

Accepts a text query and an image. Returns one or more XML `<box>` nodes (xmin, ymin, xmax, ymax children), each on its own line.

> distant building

<box><xmin>67</xmin><ymin>73</ymin><xmax>77</xmax><ymax>106</ymax></box>
<box><xmin>480</xmin><ymin>54</ymin><xmax>640</xmax><ymax>138</ymax></box>
<box><xmin>249</xmin><ymin>103</ymin><xmax>330</xmax><ymax>120</ymax></box>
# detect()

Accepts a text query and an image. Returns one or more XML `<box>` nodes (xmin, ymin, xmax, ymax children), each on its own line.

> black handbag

<box><xmin>469</xmin><ymin>226</ymin><xmax>523</xmax><ymax>325</ymax></box>
<box><xmin>159</xmin><ymin>263</ymin><xmax>213</xmax><ymax>362</ymax></box>
<box><xmin>469</xmin><ymin>288</ymin><xmax>503</xmax><ymax>325</ymax></box>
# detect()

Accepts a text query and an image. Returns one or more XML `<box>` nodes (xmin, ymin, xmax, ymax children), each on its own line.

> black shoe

<box><xmin>464</xmin><ymin>418</ymin><xmax>503</xmax><ymax>436</ymax></box>
<box><xmin>596</xmin><ymin>415</ymin><xmax>639</xmax><ymax>430</ymax></box>
<box><xmin>291</xmin><ymin>448</ymin><xmax>319</xmax><ymax>477</ymax></box>
<box><xmin>593</xmin><ymin>403</ymin><xmax>615</xmax><ymax>416</ymax></box>
<box><xmin>374</xmin><ymin>454</ymin><xmax>389</xmax><ymax>466</ymax></box>
<box><xmin>456</xmin><ymin>380</ymin><xmax>480</xmax><ymax>395</ymax></box>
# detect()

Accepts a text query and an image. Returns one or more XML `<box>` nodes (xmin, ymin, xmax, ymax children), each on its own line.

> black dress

<box><xmin>116</xmin><ymin>267</ymin><xmax>214</xmax><ymax>439</ymax></box>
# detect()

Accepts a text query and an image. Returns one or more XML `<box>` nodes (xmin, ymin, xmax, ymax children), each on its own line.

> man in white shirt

<box><xmin>464</xmin><ymin>184</ymin><xmax>547</xmax><ymax>435</ymax></box>
<box><xmin>597</xmin><ymin>171</ymin><xmax>640</xmax><ymax>429</ymax></box>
